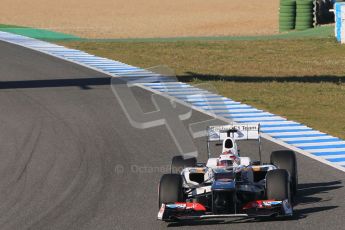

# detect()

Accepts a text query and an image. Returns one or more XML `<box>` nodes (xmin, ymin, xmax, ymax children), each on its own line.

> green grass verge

<box><xmin>0</xmin><ymin>24</ymin><xmax>80</xmax><ymax>41</ymax></box>
<box><xmin>59</xmin><ymin>37</ymin><xmax>345</xmax><ymax>139</ymax></box>
<box><xmin>60</xmin><ymin>37</ymin><xmax>345</xmax><ymax>77</ymax></box>
<box><xmin>211</xmin><ymin>81</ymin><xmax>345</xmax><ymax>139</ymax></box>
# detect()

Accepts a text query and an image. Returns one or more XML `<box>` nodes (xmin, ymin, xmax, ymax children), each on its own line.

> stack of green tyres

<box><xmin>295</xmin><ymin>0</ymin><xmax>314</xmax><ymax>30</ymax></box>
<box><xmin>279</xmin><ymin>0</ymin><xmax>297</xmax><ymax>32</ymax></box>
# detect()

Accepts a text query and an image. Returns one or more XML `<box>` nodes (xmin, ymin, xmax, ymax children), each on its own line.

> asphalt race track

<box><xmin>0</xmin><ymin>40</ymin><xmax>344</xmax><ymax>230</ymax></box>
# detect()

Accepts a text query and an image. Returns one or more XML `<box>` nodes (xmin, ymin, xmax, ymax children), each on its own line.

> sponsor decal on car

<box><xmin>243</xmin><ymin>200</ymin><xmax>282</xmax><ymax>209</ymax></box>
<box><xmin>165</xmin><ymin>202</ymin><xmax>206</xmax><ymax>211</ymax></box>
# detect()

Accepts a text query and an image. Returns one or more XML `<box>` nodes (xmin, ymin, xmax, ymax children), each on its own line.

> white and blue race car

<box><xmin>158</xmin><ymin>123</ymin><xmax>298</xmax><ymax>221</ymax></box>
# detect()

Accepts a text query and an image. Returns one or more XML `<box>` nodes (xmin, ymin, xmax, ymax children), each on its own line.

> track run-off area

<box><xmin>0</xmin><ymin>32</ymin><xmax>344</xmax><ymax>229</ymax></box>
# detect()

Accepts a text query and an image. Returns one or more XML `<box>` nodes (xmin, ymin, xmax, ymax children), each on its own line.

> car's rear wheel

<box><xmin>266</xmin><ymin>169</ymin><xmax>290</xmax><ymax>201</ymax></box>
<box><xmin>270</xmin><ymin>150</ymin><xmax>298</xmax><ymax>196</ymax></box>
<box><xmin>158</xmin><ymin>174</ymin><xmax>184</xmax><ymax>208</ymax></box>
<box><xmin>171</xmin><ymin>155</ymin><xmax>197</xmax><ymax>174</ymax></box>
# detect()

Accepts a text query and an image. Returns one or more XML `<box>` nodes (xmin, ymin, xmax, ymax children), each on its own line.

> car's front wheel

<box><xmin>266</xmin><ymin>169</ymin><xmax>290</xmax><ymax>201</ymax></box>
<box><xmin>158</xmin><ymin>174</ymin><xmax>184</xmax><ymax>208</ymax></box>
<box><xmin>270</xmin><ymin>150</ymin><xmax>298</xmax><ymax>196</ymax></box>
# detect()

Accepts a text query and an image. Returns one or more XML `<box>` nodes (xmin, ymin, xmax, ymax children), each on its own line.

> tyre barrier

<box><xmin>279</xmin><ymin>0</ymin><xmax>315</xmax><ymax>32</ymax></box>
<box><xmin>279</xmin><ymin>0</ymin><xmax>297</xmax><ymax>32</ymax></box>
<box><xmin>295</xmin><ymin>0</ymin><xmax>315</xmax><ymax>30</ymax></box>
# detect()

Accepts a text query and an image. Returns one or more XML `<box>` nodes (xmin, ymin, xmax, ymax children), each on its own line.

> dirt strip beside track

<box><xmin>0</xmin><ymin>0</ymin><xmax>279</xmax><ymax>38</ymax></box>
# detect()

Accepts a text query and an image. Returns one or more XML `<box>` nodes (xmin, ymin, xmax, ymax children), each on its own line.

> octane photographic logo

<box><xmin>110</xmin><ymin>66</ymin><xmax>230</xmax><ymax>159</ymax></box>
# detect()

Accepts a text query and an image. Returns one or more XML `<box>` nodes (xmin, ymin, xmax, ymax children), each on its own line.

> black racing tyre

<box><xmin>171</xmin><ymin>155</ymin><xmax>197</xmax><ymax>174</ymax></box>
<box><xmin>266</xmin><ymin>169</ymin><xmax>290</xmax><ymax>201</ymax></box>
<box><xmin>158</xmin><ymin>174</ymin><xmax>184</xmax><ymax>208</ymax></box>
<box><xmin>271</xmin><ymin>150</ymin><xmax>298</xmax><ymax>195</ymax></box>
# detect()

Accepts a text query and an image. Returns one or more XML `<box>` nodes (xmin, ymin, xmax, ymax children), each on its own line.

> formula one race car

<box><xmin>157</xmin><ymin>123</ymin><xmax>298</xmax><ymax>221</ymax></box>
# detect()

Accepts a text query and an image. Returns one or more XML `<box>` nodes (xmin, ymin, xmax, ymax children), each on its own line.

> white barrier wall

<box><xmin>335</xmin><ymin>2</ymin><xmax>345</xmax><ymax>43</ymax></box>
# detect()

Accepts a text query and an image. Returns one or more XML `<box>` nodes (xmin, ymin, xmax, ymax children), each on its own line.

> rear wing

<box><xmin>206</xmin><ymin>123</ymin><xmax>262</xmax><ymax>162</ymax></box>
<box><xmin>207</xmin><ymin>123</ymin><xmax>260</xmax><ymax>142</ymax></box>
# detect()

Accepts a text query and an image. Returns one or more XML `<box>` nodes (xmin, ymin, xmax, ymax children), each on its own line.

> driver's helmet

<box><xmin>222</xmin><ymin>137</ymin><xmax>238</xmax><ymax>155</ymax></box>
<box><xmin>217</xmin><ymin>153</ymin><xmax>240</xmax><ymax>167</ymax></box>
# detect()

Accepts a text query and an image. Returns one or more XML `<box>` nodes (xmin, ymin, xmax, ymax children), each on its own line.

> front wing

<box><xmin>157</xmin><ymin>200</ymin><xmax>292</xmax><ymax>221</ymax></box>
